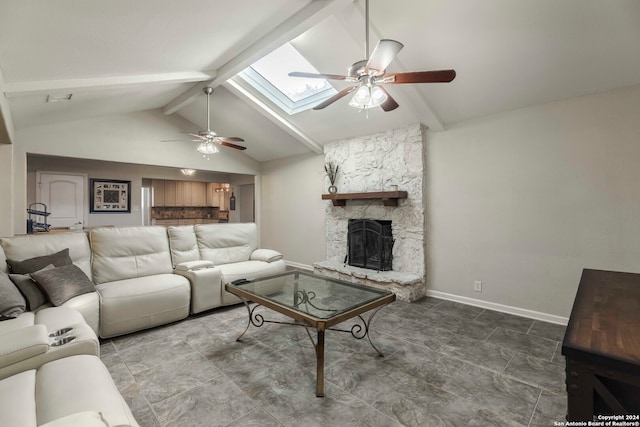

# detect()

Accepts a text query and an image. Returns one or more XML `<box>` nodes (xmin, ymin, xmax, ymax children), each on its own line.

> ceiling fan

<box><xmin>165</xmin><ymin>87</ymin><xmax>246</xmax><ymax>158</ymax></box>
<box><xmin>288</xmin><ymin>0</ymin><xmax>456</xmax><ymax>112</ymax></box>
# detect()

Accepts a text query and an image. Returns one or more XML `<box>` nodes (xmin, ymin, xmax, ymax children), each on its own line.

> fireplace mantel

<box><xmin>321</xmin><ymin>190</ymin><xmax>408</xmax><ymax>207</ymax></box>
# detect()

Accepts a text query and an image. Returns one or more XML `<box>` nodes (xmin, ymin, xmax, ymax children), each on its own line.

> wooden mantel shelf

<box><xmin>321</xmin><ymin>191</ymin><xmax>408</xmax><ymax>207</ymax></box>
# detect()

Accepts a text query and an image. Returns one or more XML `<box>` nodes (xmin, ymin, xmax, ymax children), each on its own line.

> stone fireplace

<box><xmin>313</xmin><ymin>123</ymin><xmax>426</xmax><ymax>302</ymax></box>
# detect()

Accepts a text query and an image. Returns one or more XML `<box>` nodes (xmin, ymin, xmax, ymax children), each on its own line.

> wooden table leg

<box><xmin>316</xmin><ymin>326</ymin><xmax>325</xmax><ymax>397</ymax></box>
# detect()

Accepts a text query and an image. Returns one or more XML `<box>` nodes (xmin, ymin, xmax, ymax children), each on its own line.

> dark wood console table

<box><xmin>562</xmin><ymin>269</ymin><xmax>640</xmax><ymax>420</ymax></box>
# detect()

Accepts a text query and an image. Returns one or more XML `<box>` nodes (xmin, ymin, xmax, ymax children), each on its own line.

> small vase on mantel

<box><xmin>325</xmin><ymin>162</ymin><xmax>339</xmax><ymax>195</ymax></box>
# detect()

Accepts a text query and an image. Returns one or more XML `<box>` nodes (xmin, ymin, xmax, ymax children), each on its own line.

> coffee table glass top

<box><xmin>229</xmin><ymin>271</ymin><xmax>393</xmax><ymax>320</ymax></box>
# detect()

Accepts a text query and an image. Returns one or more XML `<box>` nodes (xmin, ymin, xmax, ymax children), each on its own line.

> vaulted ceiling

<box><xmin>1</xmin><ymin>0</ymin><xmax>640</xmax><ymax>161</ymax></box>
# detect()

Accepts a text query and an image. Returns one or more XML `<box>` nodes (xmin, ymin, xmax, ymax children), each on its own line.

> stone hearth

<box><xmin>314</xmin><ymin>260</ymin><xmax>424</xmax><ymax>302</ymax></box>
<box><xmin>317</xmin><ymin>123</ymin><xmax>426</xmax><ymax>302</ymax></box>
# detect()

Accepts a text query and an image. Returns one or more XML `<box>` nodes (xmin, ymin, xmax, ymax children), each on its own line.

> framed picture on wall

<box><xmin>90</xmin><ymin>179</ymin><xmax>131</xmax><ymax>213</ymax></box>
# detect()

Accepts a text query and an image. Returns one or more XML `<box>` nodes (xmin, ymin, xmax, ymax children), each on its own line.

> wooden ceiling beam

<box><xmin>3</xmin><ymin>71</ymin><xmax>215</xmax><ymax>98</ymax></box>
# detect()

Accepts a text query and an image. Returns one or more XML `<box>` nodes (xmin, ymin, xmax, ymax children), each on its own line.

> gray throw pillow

<box><xmin>6</xmin><ymin>248</ymin><xmax>72</xmax><ymax>274</ymax></box>
<box><xmin>30</xmin><ymin>264</ymin><xmax>95</xmax><ymax>306</ymax></box>
<box><xmin>9</xmin><ymin>264</ymin><xmax>54</xmax><ymax>310</ymax></box>
<box><xmin>0</xmin><ymin>271</ymin><xmax>26</xmax><ymax>318</ymax></box>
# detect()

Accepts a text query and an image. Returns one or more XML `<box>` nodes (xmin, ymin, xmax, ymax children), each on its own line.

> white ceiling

<box><xmin>1</xmin><ymin>0</ymin><xmax>640</xmax><ymax>161</ymax></box>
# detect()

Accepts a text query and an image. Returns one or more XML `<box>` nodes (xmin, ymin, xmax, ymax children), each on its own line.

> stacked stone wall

<box><xmin>323</xmin><ymin>123</ymin><xmax>425</xmax><ymax>278</ymax></box>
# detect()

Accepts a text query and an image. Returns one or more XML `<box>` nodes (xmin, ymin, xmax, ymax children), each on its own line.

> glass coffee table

<box><xmin>225</xmin><ymin>270</ymin><xmax>396</xmax><ymax>397</ymax></box>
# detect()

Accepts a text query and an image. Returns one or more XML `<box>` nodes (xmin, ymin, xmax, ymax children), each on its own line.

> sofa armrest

<box><xmin>174</xmin><ymin>260</ymin><xmax>215</xmax><ymax>271</ymax></box>
<box><xmin>39</xmin><ymin>411</ymin><xmax>109</xmax><ymax>427</ymax></box>
<box><xmin>174</xmin><ymin>266</ymin><xmax>223</xmax><ymax>314</ymax></box>
<box><xmin>0</xmin><ymin>324</ymin><xmax>49</xmax><ymax>369</ymax></box>
<box><xmin>250</xmin><ymin>249</ymin><xmax>283</xmax><ymax>263</ymax></box>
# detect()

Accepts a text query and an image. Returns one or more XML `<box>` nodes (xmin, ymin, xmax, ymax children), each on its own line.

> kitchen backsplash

<box><xmin>151</xmin><ymin>206</ymin><xmax>220</xmax><ymax>219</ymax></box>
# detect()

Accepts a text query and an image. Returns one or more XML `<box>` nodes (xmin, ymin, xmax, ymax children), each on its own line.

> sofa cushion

<box><xmin>0</xmin><ymin>271</ymin><xmax>26</xmax><ymax>318</ymax></box>
<box><xmin>90</xmin><ymin>226</ymin><xmax>173</xmax><ymax>285</ymax></box>
<box><xmin>30</xmin><ymin>265</ymin><xmax>95</xmax><ymax>307</ymax></box>
<box><xmin>9</xmin><ymin>265</ymin><xmax>55</xmax><ymax>311</ymax></box>
<box><xmin>0</xmin><ymin>369</ymin><xmax>37</xmax><ymax>427</ymax></box>
<box><xmin>35</xmin><ymin>355</ymin><xmax>139</xmax><ymax>426</ymax></box>
<box><xmin>167</xmin><ymin>225</ymin><xmax>200</xmax><ymax>266</ymax></box>
<box><xmin>96</xmin><ymin>274</ymin><xmax>190</xmax><ymax>338</ymax></box>
<box><xmin>5</xmin><ymin>248</ymin><xmax>72</xmax><ymax>275</ymax></box>
<box><xmin>195</xmin><ymin>223</ymin><xmax>258</xmax><ymax>265</ymax></box>
<box><xmin>0</xmin><ymin>233</ymin><xmax>92</xmax><ymax>279</ymax></box>
<box><xmin>55</xmin><ymin>293</ymin><xmax>100</xmax><ymax>336</ymax></box>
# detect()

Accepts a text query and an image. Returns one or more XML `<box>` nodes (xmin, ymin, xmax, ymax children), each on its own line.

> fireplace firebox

<box><xmin>347</xmin><ymin>219</ymin><xmax>393</xmax><ymax>271</ymax></box>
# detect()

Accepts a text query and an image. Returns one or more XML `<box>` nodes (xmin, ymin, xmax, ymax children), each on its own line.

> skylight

<box><xmin>237</xmin><ymin>42</ymin><xmax>337</xmax><ymax>115</ymax></box>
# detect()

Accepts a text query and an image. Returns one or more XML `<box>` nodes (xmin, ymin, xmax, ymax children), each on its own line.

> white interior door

<box><xmin>36</xmin><ymin>172</ymin><xmax>85</xmax><ymax>228</ymax></box>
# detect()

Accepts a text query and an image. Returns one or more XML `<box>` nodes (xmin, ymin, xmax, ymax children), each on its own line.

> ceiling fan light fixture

<box><xmin>180</xmin><ymin>168</ymin><xmax>196</xmax><ymax>176</ymax></box>
<box><xmin>197</xmin><ymin>141</ymin><xmax>219</xmax><ymax>159</ymax></box>
<box><xmin>348</xmin><ymin>84</ymin><xmax>387</xmax><ymax>110</ymax></box>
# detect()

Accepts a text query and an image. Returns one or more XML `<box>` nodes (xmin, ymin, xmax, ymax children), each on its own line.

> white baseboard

<box><xmin>426</xmin><ymin>290</ymin><xmax>569</xmax><ymax>326</ymax></box>
<box><xmin>286</xmin><ymin>261</ymin><xmax>569</xmax><ymax>326</ymax></box>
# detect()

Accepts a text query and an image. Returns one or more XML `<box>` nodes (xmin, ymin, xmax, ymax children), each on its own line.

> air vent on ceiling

<box><xmin>46</xmin><ymin>94</ymin><xmax>73</xmax><ymax>103</ymax></box>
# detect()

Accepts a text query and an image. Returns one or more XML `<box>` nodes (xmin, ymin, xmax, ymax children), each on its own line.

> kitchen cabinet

<box><xmin>151</xmin><ymin>180</ymin><xmax>165</xmax><ymax>207</ymax></box>
<box><xmin>176</xmin><ymin>181</ymin><xmax>191</xmax><ymax>206</ymax></box>
<box><xmin>155</xmin><ymin>219</ymin><xmax>179</xmax><ymax>226</ymax></box>
<box><xmin>154</xmin><ymin>180</ymin><xmax>223</xmax><ymax>207</ymax></box>
<box><xmin>192</xmin><ymin>182</ymin><xmax>207</xmax><ymax>206</ymax></box>
<box><xmin>164</xmin><ymin>180</ymin><xmax>177</xmax><ymax>206</ymax></box>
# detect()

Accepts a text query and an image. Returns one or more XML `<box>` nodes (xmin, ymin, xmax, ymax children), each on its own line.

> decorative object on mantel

<box><xmin>322</xmin><ymin>190</ymin><xmax>408</xmax><ymax>207</ymax></box>
<box><xmin>324</xmin><ymin>162</ymin><xmax>339</xmax><ymax>194</ymax></box>
<box><xmin>230</xmin><ymin>190</ymin><xmax>236</xmax><ymax>211</ymax></box>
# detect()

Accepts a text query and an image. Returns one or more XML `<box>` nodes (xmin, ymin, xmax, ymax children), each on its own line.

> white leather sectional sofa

<box><xmin>0</xmin><ymin>222</ymin><xmax>285</xmax><ymax>426</ymax></box>
<box><xmin>0</xmin><ymin>307</ymin><xmax>137</xmax><ymax>427</ymax></box>
<box><xmin>0</xmin><ymin>222</ymin><xmax>285</xmax><ymax>338</ymax></box>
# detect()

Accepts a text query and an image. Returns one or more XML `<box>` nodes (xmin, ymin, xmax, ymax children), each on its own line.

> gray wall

<box><xmin>426</xmin><ymin>84</ymin><xmax>640</xmax><ymax>318</ymax></box>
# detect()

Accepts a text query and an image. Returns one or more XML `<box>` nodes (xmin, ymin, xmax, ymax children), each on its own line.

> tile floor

<box><xmin>100</xmin><ymin>297</ymin><xmax>568</xmax><ymax>426</ymax></box>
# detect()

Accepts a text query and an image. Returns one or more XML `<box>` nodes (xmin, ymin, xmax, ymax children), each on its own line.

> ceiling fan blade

<box><xmin>365</xmin><ymin>39</ymin><xmax>404</xmax><ymax>75</ymax></box>
<box><xmin>222</xmin><ymin>136</ymin><xmax>245</xmax><ymax>142</ymax></box>
<box><xmin>313</xmin><ymin>86</ymin><xmax>357</xmax><ymax>110</ymax></box>
<box><xmin>378</xmin><ymin>87</ymin><xmax>399</xmax><ymax>112</ymax></box>
<box><xmin>381</xmin><ymin>69</ymin><xmax>457</xmax><ymax>84</ymax></box>
<box><xmin>181</xmin><ymin>132</ymin><xmax>206</xmax><ymax>139</ymax></box>
<box><xmin>219</xmin><ymin>140</ymin><xmax>247</xmax><ymax>150</ymax></box>
<box><xmin>288</xmin><ymin>71</ymin><xmax>348</xmax><ymax>81</ymax></box>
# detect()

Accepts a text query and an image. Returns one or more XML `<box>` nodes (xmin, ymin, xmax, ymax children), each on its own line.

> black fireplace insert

<box><xmin>347</xmin><ymin>219</ymin><xmax>393</xmax><ymax>271</ymax></box>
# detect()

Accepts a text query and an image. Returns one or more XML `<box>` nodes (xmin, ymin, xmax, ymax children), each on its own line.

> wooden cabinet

<box><xmin>192</xmin><ymin>182</ymin><xmax>207</xmax><ymax>206</ymax></box>
<box><xmin>154</xmin><ymin>180</ymin><xmax>222</xmax><ymax>207</ymax></box>
<box><xmin>562</xmin><ymin>269</ymin><xmax>640</xmax><ymax>420</ymax></box>
<box><xmin>155</xmin><ymin>219</ymin><xmax>179</xmax><ymax>226</ymax></box>
<box><xmin>152</xmin><ymin>179</ymin><xmax>165</xmax><ymax>207</ymax></box>
<box><xmin>164</xmin><ymin>180</ymin><xmax>177</xmax><ymax>206</ymax></box>
<box><xmin>176</xmin><ymin>181</ymin><xmax>191</xmax><ymax>206</ymax></box>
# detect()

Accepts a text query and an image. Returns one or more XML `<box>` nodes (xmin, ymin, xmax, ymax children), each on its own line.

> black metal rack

<box><xmin>26</xmin><ymin>203</ymin><xmax>51</xmax><ymax>233</ymax></box>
